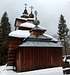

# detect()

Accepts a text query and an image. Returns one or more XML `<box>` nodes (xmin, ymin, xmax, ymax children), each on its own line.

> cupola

<box><xmin>29</xmin><ymin>6</ymin><xmax>34</xmax><ymax>18</ymax></box>
<box><xmin>30</xmin><ymin>10</ymin><xmax>46</xmax><ymax>37</ymax></box>
<box><xmin>21</xmin><ymin>3</ymin><xmax>29</xmax><ymax>18</ymax></box>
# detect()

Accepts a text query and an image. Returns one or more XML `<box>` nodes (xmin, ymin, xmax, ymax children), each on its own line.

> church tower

<box><xmin>14</xmin><ymin>4</ymin><xmax>35</xmax><ymax>30</ymax></box>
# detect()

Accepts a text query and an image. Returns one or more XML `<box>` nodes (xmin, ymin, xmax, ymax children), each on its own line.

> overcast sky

<box><xmin>0</xmin><ymin>0</ymin><xmax>70</xmax><ymax>35</ymax></box>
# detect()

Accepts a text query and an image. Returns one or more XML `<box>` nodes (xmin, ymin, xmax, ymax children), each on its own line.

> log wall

<box><xmin>16</xmin><ymin>47</ymin><xmax>63</xmax><ymax>72</ymax></box>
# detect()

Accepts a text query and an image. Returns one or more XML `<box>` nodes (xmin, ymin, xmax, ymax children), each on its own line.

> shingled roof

<box><xmin>19</xmin><ymin>34</ymin><xmax>62</xmax><ymax>47</ymax></box>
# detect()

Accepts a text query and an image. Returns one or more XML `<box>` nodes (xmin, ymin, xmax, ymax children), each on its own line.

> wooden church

<box><xmin>8</xmin><ymin>4</ymin><xmax>63</xmax><ymax>72</ymax></box>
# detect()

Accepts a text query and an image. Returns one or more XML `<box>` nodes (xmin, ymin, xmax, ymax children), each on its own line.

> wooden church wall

<box><xmin>16</xmin><ymin>47</ymin><xmax>63</xmax><ymax>72</ymax></box>
<box><xmin>8</xmin><ymin>37</ymin><xmax>22</xmax><ymax>65</ymax></box>
<box><xmin>8</xmin><ymin>37</ymin><xmax>22</xmax><ymax>49</ymax></box>
<box><xmin>15</xmin><ymin>19</ymin><xmax>27</xmax><ymax>27</ymax></box>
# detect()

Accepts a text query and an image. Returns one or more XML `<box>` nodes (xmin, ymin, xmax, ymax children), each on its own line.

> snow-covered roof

<box><xmin>19</xmin><ymin>40</ymin><xmax>62</xmax><ymax>47</ymax></box>
<box><xmin>19</xmin><ymin>22</ymin><xmax>35</xmax><ymax>28</ymax></box>
<box><xmin>17</xmin><ymin>17</ymin><xmax>27</xmax><ymax>21</ymax></box>
<box><xmin>27</xmin><ymin>18</ymin><xmax>34</xmax><ymax>20</ymax></box>
<box><xmin>9</xmin><ymin>30</ymin><xmax>30</xmax><ymax>38</ymax></box>
<box><xmin>19</xmin><ymin>33</ymin><xmax>62</xmax><ymax>47</ymax></box>
<box><xmin>16</xmin><ymin>17</ymin><xmax>34</xmax><ymax>21</ymax></box>
<box><xmin>22</xmin><ymin>14</ymin><xmax>29</xmax><ymax>16</ymax></box>
<box><xmin>44</xmin><ymin>34</ymin><xmax>58</xmax><ymax>42</ymax></box>
<box><xmin>19</xmin><ymin>22</ymin><xmax>46</xmax><ymax>30</ymax></box>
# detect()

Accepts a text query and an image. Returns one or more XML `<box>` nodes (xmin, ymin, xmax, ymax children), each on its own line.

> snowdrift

<box><xmin>0</xmin><ymin>66</ymin><xmax>63</xmax><ymax>75</ymax></box>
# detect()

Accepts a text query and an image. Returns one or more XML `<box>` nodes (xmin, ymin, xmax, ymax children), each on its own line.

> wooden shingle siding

<box><xmin>16</xmin><ymin>47</ymin><xmax>63</xmax><ymax>72</ymax></box>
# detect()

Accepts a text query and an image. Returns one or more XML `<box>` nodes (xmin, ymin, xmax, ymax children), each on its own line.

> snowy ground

<box><xmin>0</xmin><ymin>65</ymin><xmax>65</xmax><ymax>75</ymax></box>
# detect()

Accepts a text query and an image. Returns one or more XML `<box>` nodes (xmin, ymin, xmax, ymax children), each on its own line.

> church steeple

<box><xmin>21</xmin><ymin>3</ymin><xmax>29</xmax><ymax>18</ymax></box>
<box><xmin>29</xmin><ymin>6</ymin><xmax>34</xmax><ymax>18</ymax></box>
<box><xmin>23</xmin><ymin>3</ymin><xmax>28</xmax><ymax>14</ymax></box>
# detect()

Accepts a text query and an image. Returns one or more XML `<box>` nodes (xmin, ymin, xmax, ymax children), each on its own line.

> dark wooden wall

<box><xmin>16</xmin><ymin>47</ymin><xmax>63</xmax><ymax>72</ymax></box>
<box><xmin>8</xmin><ymin>37</ymin><xmax>22</xmax><ymax>65</ymax></box>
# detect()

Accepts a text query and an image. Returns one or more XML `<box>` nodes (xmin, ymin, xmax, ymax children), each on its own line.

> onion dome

<box><xmin>21</xmin><ymin>3</ymin><xmax>29</xmax><ymax>18</ymax></box>
<box><xmin>29</xmin><ymin>6</ymin><xmax>34</xmax><ymax>18</ymax></box>
<box><xmin>29</xmin><ymin>11</ymin><xmax>34</xmax><ymax>18</ymax></box>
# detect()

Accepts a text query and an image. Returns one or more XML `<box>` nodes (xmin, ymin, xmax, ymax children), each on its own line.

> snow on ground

<box><xmin>18</xmin><ymin>67</ymin><xmax>63</xmax><ymax>75</ymax></box>
<box><xmin>0</xmin><ymin>64</ymin><xmax>7</xmax><ymax>72</ymax></box>
<box><xmin>0</xmin><ymin>65</ymin><xmax>64</xmax><ymax>75</ymax></box>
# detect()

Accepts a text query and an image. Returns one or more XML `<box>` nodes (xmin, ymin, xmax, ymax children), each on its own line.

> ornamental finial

<box><xmin>30</xmin><ymin>6</ymin><xmax>33</xmax><ymax>12</ymax></box>
<box><xmin>24</xmin><ymin>3</ymin><xmax>27</xmax><ymax>9</ymax></box>
<box><xmin>33</xmin><ymin>10</ymin><xmax>40</xmax><ymax>26</ymax></box>
<box><xmin>34</xmin><ymin>10</ymin><xmax>38</xmax><ymax>18</ymax></box>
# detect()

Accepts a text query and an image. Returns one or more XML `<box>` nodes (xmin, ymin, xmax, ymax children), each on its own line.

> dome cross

<box><xmin>24</xmin><ymin>3</ymin><xmax>27</xmax><ymax>9</ymax></box>
<box><xmin>30</xmin><ymin>6</ymin><xmax>33</xmax><ymax>12</ymax></box>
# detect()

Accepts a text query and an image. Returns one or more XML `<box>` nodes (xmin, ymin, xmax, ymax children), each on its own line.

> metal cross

<box><xmin>34</xmin><ymin>10</ymin><xmax>38</xmax><ymax>18</ymax></box>
<box><xmin>30</xmin><ymin>6</ymin><xmax>33</xmax><ymax>11</ymax></box>
<box><xmin>24</xmin><ymin>3</ymin><xmax>27</xmax><ymax>9</ymax></box>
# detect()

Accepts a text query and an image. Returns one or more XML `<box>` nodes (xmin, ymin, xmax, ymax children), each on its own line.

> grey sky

<box><xmin>0</xmin><ymin>0</ymin><xmax>70</xmax><ymax>35</ymax></box>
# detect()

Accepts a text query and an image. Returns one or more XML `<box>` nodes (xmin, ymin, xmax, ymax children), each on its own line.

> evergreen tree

<box><xmin>1</xmin><ymin>12</ymin><xmax>11</xmax><ymax>39</ymax></box>
<box><xmin>0</xmin><ymin>12</ymin><xmax>11</xmax><ymax>65</ymax></box>
<box><xmin>58</xmin><ymin>14</ymin><xmax>69</xmax><ymax>58</ymax></box>
<box><xmin>58</xmin><ymin>14</ymin><xmax>69</xmax><ymax>42</ymax></box>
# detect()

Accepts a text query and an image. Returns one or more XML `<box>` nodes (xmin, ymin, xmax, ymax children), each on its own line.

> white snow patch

<box><xmin>44</xmin><ymin>34</ymin><xmax>58</xmax><ymax>41</ymax></box>
<box><xmin>0</xmin><ymin>66</ymin><xmax>64</xmax><ymax>75</ymax></box>
<box><xmin>27</xmin><ymin>18</ymin><xmax>35</xmax><ymax>20</ymax></box>
<box><xmin>9</xmin><ymin>30</ymin><xmax>30</xmax><ymax>38</ymax></box>
<box><xmin>0</xmin><ymin>64</ymin><xmax>7</xmax><ymax>72</ymax></box>
<box><xmin>0</xmin><ymin>70</ymin><xmax>17</xmax><ymax>75</ymax></box>
<box><xmin>17</xmin><ymin>17</ymin><xmax>34</xmax><ymax>21</ymax></box>
<box><xmin>63</xmin><ymin>67</ymin><xmax>70</xmax><ymax>71</ymax></box>
<box><xmin>20</xmin><ymin>22</ymin><xmax>35</xmax><ymax>28</ymax></box>
<box><xmin>20</xmin><ymin>22</ymin><xmax>46</xmax><ymax>29</ymax></box>
<box><xmin>17</xmin><ymin>17</ymin><xmax>27</xmax><ymax>21</ymax></box>
<box><xmin>18</xmin><ymin>67</ymin><xmax>63</xmax><ymax>75</ymax></box>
